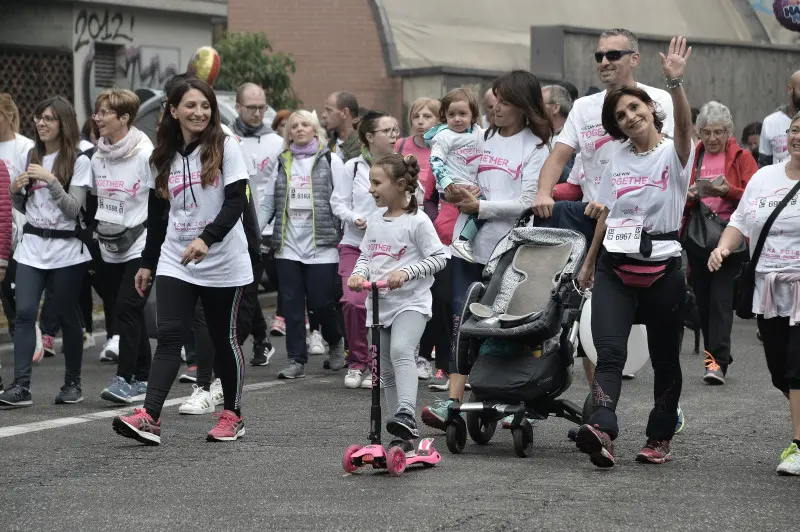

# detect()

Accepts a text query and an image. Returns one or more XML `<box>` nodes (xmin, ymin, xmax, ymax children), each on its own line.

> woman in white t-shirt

<box><xmin>348</xmin><ymin>153</ymin><xmax>448</xmax><ymax>450</ymax></box>
<box><xmin>112</xmin><ymin>79</ymin><xmax>253</xmax><ymax>445</ymax></box>
<box><xmin>89</xmin><ymin>89</ymin><xmax>155</xmax><ymax>406</ymax></box>
<box><xmin>331</xmin><ymin>110</ymin><xmax>398</xmax><ymax>389</ymax></box>
<box><xmin>421</xmin><ymin>70</ymin><xmax>553</xmax><ymax>431</ymax></box>
<box><xmin>262</xmin><ymin>110</ymin><xmax>346</xmax><ymax>380</ymax></box>
<box><xmin>575</xmin><ymin>37</ymin><xmax>695</xmax><ymax>468</ymax></box>
<box><xmin>709</xmin><ymin>111</ymin><xmax>800</xmax><ymax>476</ymax></box>
<box><xmin>1</xmin><ymin>97</ymin><xmax>92</xmax><ymax>408</ymax></box>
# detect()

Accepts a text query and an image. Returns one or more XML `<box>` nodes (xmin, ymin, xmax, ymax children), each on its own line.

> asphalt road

<box><xmin>0</xmin><ymin>316</ymin><xmax>797</xmax><ymax>531</ymax></box>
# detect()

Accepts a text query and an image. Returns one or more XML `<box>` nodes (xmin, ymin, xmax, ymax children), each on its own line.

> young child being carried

<box><xmin>348</xmin><ymin>154</ymin><xmax>448</xmax><ymax>453</ymax></box>
<box><xmin>424</xmin><ymin>87</ymin><xmax>484</xmax><ymax>263</ymax></box>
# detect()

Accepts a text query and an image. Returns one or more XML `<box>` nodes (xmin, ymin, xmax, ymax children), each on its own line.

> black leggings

<box><xmin>100</xmin><ymin>258</ymin><xmax>151</xmax><ymax>383</ymax></box>
<box><xmin>144</xmin><ymin>276</ymin><xmax>246</xmax><ymax>419</ymax></box>
<box><xmin>587</xmin><ymin>254</ymin><xmax>685</xmax><ymax>441</ymax></box>
<box><xmin>757</xmin><ymin>316</ymin><xmax>800</xmax><ymax>394</ymax></box>
<box><xmin>419</xmin><ymin>261</ymin><xmax>452</xmax><ymax>372</ymax></box>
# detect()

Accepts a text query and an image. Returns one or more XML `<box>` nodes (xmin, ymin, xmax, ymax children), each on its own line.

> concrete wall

<box><xmin>1</xmin><ymin>3</ymin><xmax>75</xmax><ymax>50</ymax></box>
<box><xmin>531</xmin><ymin>26</ymin><xmax>800</xmax><ymax>138</ymax></box>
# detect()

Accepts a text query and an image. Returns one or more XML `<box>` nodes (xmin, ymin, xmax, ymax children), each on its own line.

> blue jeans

<box><xmin>13</xmin><ymin>262</ymin><xmax>87</xmax><ymax>387</ymax></box>
<box><xmin>449</xmin><ymin>257</ymin><xmax>485</xmax><ymax>374</ymax></box>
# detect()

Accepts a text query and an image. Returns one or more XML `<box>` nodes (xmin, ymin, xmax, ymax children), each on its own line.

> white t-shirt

<box><xmin>359</xmin><ymin>209</ymin><xmax>445</xmax><ymax>326</ymax></box>
<box><xmin>759</xmin><ymin>109</ymin><xmax>791</xmax><ymax>165</ymax></box>
<box><xmin>728</xmin><ymin>161</ymin><xmax>800</xmax><ymax>316</ymax></box>
<box><xmin>597</xmin><ymin>138</ymin><xmax>695</xmax><ymax>261</ymax></box>
<box><xmin>79</xmin><ymin>139</ymin><xmax>95</xmax><ymax>153</ymax></box>
<box><xmin>453</xmin><ymin>128</ymin><xmax>548</xmax><ymax>264</ymax></box>
<box><xmin>14</xmin><ymin>152</ymin><xmax>93</xmax><ymax>269</ymax></box>
<box><xmin>237</xmin><ymin>132</ymin><xmax>284</xmax><ymax>235</ymax></box>
<box><xmin>152</xmin><ymin>135</ymin><xmax>253</xmax><ymax>288</ymax></box>
<box><xmin>0</xmin><ymin>133</ymin><xmax>34</xmax><ymax>180</ymax></box>
<box><xmin>331</xmin><ymin>155</ymin><xmax>385</xmax><ymax>248</ymax></box>
<box><xmin>429</xmin><ymin>126</ymin><xmax>484</xmax><ymax>189</ymax></box>
<box><xmin>558</xmin><ymin>82</ymin><xmax>675</xmax><ymax>202</ymax></box>
<box><xmin>272</xmin><ymin>153</ymin><xmax>343</xmax><ymax>264</ymax></box>
<box><xmin>566</xmin><ymin>152</ymin><xmax>585</xmax><ymax>193</ymax></box>
<box><xmin>91</xmin><ymin>135</ymin><xmax>154</xmax><ymax>263</ymax></box>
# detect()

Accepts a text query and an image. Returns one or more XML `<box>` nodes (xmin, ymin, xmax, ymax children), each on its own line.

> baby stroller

<box><xmin>444</xmin><ymin>210</ymin><xmax>587</xmax><ymax>458</ymax></box>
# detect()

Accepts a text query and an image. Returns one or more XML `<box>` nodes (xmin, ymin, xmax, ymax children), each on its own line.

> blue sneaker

<box><xmin>130</xmin><ymin>380</ymin><xmax>148</xmax><ymax>402</ymax></box>
<box><xmin>100</xmin><ymin>376</ymin><xmax>133</xmax><ymax>404</ymax></box>
<box><xmin>421</xmin><ymin>399</ymin><xmax>461</xmax><ymax>431</ymax></box>
<box><xmin>675</xmin><ymin>405</ymin><xmax>685</xmax><ymax>434</ymax></box>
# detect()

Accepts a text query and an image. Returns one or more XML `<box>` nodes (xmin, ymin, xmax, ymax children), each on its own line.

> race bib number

<box><xmin>289</xmin><ymin>176</ymin><xmax>312</xmax><ymax>210</ymax></box>
<box><xmin>756</xmin><ymin>192</ymin><xmax>800</xmax><ymax>224</ymax></box>
<box><xmin>96</xmin><ymin>197</ymin><xmax>125</xmax><ymax>224</ymax></box>
<box><xmin>604</xmin><ymin>216</ymin><xmax>643</xmax><ymax>254</ymax></box>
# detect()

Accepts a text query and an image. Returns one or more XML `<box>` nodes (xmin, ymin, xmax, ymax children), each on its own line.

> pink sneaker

<box><xmin>207</xmin><ymin>410</ymin><xmax>245</xmax><ymax>442</ymax></box>
<box><xmin>112</xmin><ymin>408</ymin><xmax>161</xmax><ymax>445</ymax></box>
<box><xmin>636</xmin><ymin>440</ymin><xmax>673</xmax><ymax>464</ymax></box>
<box><xmin>42</xmin><ymin>334</ymin><xmax>56</xmax><ymax>358</ymax></box>
<box><xmin>270</xmin><ymin>315</ymin><xmax>286</xmax><ymax>336</ymax></box>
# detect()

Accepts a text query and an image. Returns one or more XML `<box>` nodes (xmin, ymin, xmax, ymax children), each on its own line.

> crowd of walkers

<box><xmin>1</xmin><ymin>27</ymin><xmax>800</xmax><ymax>475</ymax></box>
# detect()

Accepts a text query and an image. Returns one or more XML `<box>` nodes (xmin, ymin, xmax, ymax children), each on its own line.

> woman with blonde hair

<box><xmin>261</xmin><ymin>110</ymin><xmax>347</xmax><ymax>379</ymax></box>
<box><xmin>396</xmin><ymin>98</ymin><xmax>440</xmax><ymax>220</ymax></box>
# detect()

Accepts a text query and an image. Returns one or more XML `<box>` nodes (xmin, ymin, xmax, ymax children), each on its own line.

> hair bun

<box><xmin>403</xmin><ymin>154</ymin><xmax>420</xmax><ymax>178</ymax></box>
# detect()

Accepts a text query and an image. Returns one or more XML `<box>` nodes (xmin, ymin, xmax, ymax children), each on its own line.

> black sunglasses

<box><xmin>594</xmin><ymin>50</ymin><xmax>635</xmax><ymax>63</ymax></box>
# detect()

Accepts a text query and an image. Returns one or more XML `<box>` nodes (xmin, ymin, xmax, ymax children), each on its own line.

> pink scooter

<box><xmin>342</xmin><ymin>280</ymin><xmax>442</xmax><ymax>476</ymax></box>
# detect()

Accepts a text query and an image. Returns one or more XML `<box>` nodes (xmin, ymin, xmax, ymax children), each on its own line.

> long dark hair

<box><xmin>374</xmin><ymin>153</ymin><xmax>420</xmax><ymax>214</ymax></box>
<box><xmin>486</xmin><ymin>71</ymin><xmax>553</xmax><ymax>148</ymax></box>
<box><xmin>601</xmin><ymin>86</ymin><xmax>666</xmax><ymax>142</ymax></box>
<box><xmin>358</xmin><ymin>110</ymin><xmax>391</xmax><ymax>148</ymax></box>
<box><xmin>30</xmin><ymin>97</ymin><xmax>80</xmax><ymax>186</ymax></box>
<box><xmin>150</xmin><ymin>78</ymin><xmax>225</xmax><ymax>199</ymax></box>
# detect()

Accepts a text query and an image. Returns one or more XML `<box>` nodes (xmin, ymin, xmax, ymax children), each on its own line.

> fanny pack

<box><xmin>96</xmin><ymin>222</ymin><xmax>146</xmax><ymax>253</ymax></box>
<box><xmin>604</xmin><ymin>252</ymin><xmax>679</xmax><ymax>289</ymax></box>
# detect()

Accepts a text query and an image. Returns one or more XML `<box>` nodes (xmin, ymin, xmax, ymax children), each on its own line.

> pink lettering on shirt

<box><xmin>368</xmin><ymin>243</ymin><xmax>407</xmax><ymax>261</ymax></box>
<box><xmin>612</xmin><ymin>167</ymin><xmax>670</xmax><ymax>199</ymax></box>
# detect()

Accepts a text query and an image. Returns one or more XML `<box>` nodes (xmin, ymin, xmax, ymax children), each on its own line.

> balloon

<box><xmin>774</xmin><ymin>0</ymin><xmax>800</xmax><ymax>32</ymax></box>
<box><xmin>187</xmin><ymin>46</ymin><xmax>221</xmax><ymax>86</ymax></box>
<box><xmin>578</xmin><ymin>295</ymin><xmax>650</xmax><ymax>375</ymax></box>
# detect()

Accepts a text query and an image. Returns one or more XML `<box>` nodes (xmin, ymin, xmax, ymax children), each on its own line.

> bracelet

<box><xmin>666</xmin><ymin>76</ymin><xmax>684</xmax><ymax>89</ymax></box>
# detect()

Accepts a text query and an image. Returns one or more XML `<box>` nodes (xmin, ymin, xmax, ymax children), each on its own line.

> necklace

<box><xmin>630</xmin><ymin>136</ymin><xmax>667</xmax><ymax>157</ymax></box>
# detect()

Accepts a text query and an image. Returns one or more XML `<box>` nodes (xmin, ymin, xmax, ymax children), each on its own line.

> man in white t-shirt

<box><xmin>758</xmin><ymin>70</ymin><xmax>800</xmax><ymax>168</ymax></box>
<box><xmin>532</xmin><ymin>27</ymin><xmax>675</xmax><ymax>386</ymax></box>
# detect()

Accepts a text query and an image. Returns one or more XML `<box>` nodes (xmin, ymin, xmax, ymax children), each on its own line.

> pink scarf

<box><xmin>761</xmin><ymin>269</ymin><xmax>800</xmax><ymax>325</ymax></box>
<box><xmin>289</xmin><ymin>138</ymin><xmax>319</xmax><ymax>160</ymax></box>
<box><xmin>96</xmin><ymin>127</ymin><xmax>144</xmax><ymax>161</ymax></box>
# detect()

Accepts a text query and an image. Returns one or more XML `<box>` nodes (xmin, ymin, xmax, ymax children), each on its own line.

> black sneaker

<box><xmin>250</xmin><ymin>342</ymin><xmax>276</xmax><ymax>366</ymax></box>
<box><xmin>55</xmin><ymin>382</ymin><xmax>83</xmax><ymax>404</ymax></box>
<box><xmin>388</xmin><ymin>438</ymin><xmax>416</xmax><ymax>458</ymax></box>
<box><xmin>0</xmin><ymin>384</ymin><xmax>33</xmax><ymax>408</ymax></box>
<box><xmin>386</xmin><ymin>412</ymin><xmax>420</xmax><ymax>440</ymax></box>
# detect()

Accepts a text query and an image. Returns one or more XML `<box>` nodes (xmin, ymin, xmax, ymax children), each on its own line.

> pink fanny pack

<box><xmin>612</xmin><ymin>263</ymin><xmax>668</xmax><ymax>288</ymax></box>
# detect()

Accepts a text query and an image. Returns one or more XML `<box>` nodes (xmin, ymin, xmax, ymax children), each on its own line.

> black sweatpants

<box><xmin>588</xmin><ymin>253</ymin><xmax>685</xmax><ymax>441</ymax></box>
<box><xmin>419</xmin><ymin>261</ymin><xmax>452</xmax><ymax>373</ymax></box>
<box><xmin>757</xmin><ymin>316</ymin><xmax>800</xmax><ymax>394</ymax></box>
<box><xmin>143</xmin><ymin>276</ymin><xmax>246</xmax><ymax>419</ymax></box>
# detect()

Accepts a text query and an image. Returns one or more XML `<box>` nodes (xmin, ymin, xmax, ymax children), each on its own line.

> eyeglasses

<box><xmin>242</xmin><ymin>105</ymin><xmax>266</xmax><ymax>114</ymax></box>
<box><xmin>594</xmin><ymin>50</ymin><xmax>635</xmax><ymax>63</ymax></box>
<box><xmin>33</xmin><ymin>115</ymin><xmax>59</xmax><ymax>125</ymax></box>
<box><xmin>787</xmin><ymin>127</ymin><xmax>800</xmax><ymax>136</ymax></box>
<box><xmin>373</xmin><ymin>126</ymin><xmax>400</xmax><ymax>136</ymax></box>
<box><xmin>92</xmin><ymin>109</ymin><xmax>117</xmax><ymax>119</ymax></box>
<box><xmin>699</xmin><ymin>128</ymin><xmax>727</xmax><ymax>139</ymax></box>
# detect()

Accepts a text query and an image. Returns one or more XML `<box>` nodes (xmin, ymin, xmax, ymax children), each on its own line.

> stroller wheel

<box><xmin>512</xmin><ymin>419</ymin><xmax>533</xmax><ymax>458</ymax></box>
<box><xmin>466</xmin><ymin>411</ymin><xmax>497</xmax><ymax>445</ymax></box>
<box><xmin>445</xmin><ymin>417</ymin><xmax>467</xmax><ymax>454</ymax></box>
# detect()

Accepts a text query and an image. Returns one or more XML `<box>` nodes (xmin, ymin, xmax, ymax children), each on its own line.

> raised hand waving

<box><xmin>659</xmin><ymin>36</ymin><xmax>691</xmax><ymax>80</ymax></box>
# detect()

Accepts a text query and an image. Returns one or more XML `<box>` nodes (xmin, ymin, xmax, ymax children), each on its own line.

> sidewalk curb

<box><xmin>0</xmin><ymin>291</ymin><xmax>278</xmax><ymax>345</ymax></box>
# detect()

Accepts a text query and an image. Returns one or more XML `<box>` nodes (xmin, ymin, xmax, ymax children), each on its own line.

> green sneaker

<box><xmin>777</xmin><ymin>443</ymin><xmax>800</xmax><ymax>476</ymax></box>
<box><xmin>421</xmin><ymin>399</ymin><xmax>460</xmax><ymax>431</ymax></box>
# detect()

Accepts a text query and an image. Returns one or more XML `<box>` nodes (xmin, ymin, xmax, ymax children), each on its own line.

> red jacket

<box><xmin>0</xmin><ymin>160</ymin><xmax>11</xmax><ymax>267</ymax></box>
<box><xmin>688</xmin><ymin>137</ymin><xmax>758</xmax><ymax>204</ymax></box>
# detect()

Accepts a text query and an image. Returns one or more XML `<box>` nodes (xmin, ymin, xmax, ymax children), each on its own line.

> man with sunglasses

<box><xmin>532</xmin><ymin>28</ymin><xmax>675</xmax><ymax>387</ymax></box>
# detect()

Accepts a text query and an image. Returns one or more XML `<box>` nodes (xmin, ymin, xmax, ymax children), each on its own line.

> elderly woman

<box><xmin>685</xmin><ymin>101</ymin><xmax>758</xmax><ymax>385</ymax></box>
<box><xmin>709</xmin><ymin>111</ymin><xmax>800</xmax><ymax>475</ymax></box>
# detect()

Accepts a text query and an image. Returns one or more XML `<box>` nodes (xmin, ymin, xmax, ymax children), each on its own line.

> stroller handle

<box><xmin>362</xmin><ymin>280</ymin><xmax>389</xmax><ymax>289</ymax></box>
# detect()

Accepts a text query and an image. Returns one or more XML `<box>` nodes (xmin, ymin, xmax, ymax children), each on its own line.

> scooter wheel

<box><xmin>466</xmin><ymin>411</ymin><xmax>497</xmax><ymax>445</ymax></box>
<box><xmin>445</xmin><ymin>417</ymin><xmax>467</xmax><ymax>454</ymax></box>
<box><xmin>386</xmin><ymin>446</ymin><xmax>407</xmax><ymax>477</ymax></box>
<box><xmin>342</xmin><ymin>444</ymin><xmax>362</xmax><ymax>473</ymax></box>
<box><xmin>512</xmin><ymin>419</ymin><xmax>533</xmax><ymax>458</ymax></box>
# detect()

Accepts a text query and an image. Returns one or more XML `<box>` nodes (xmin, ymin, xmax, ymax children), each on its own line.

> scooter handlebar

<box><xmin>362</xmin><ymin>280</ymin><xmax>389</xmax><ymax>289</ymax></box>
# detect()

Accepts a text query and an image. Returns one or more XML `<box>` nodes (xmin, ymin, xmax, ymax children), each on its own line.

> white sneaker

<box><xmin>451</xmin><ymin>239</ymin><xmax>477</xmax><ymax>263</ymax></box>
<box><xmin>344</xmin><ymin>369</ymin><xmax>365</xmax><ymax>389</ymax></box>
<box><xmin>307</xmin><ymin>330</ymin><xmax>326</xmax><ymax>356</ymax></box>
<box><xmin>99</xmin><ymin>335</ymin><xmax>120</xmax><ymax>362</ymax></box>
<box><xmin>361</xmin><ymin>373</ymin><xmax>373</xmax><ymax>389</ymax></box>
<box><xmin>416</xmin><ymin>357</ymin><xmax>433</xmax><ymax>380</ymax></box>
<box><xmin>210</xmin><ymin>378</ymin><xmax>224</xmax><ymax>406</ymax></box>
<box><xmin>83</xmin><ymin>331</ymin><xmax>96</xmax><ymax>349</ymax></box>
<box><xmin>178</xmin><ymin>385</ymin><xmax>214</xmax><ymax>415</ymax></box>
<box><xmin>181</xmin><ymin>346</ymin><xmax>187</xmax><ymax>362</ymax></box>
<box><xmin>777</xmin><ymin>443</ymin><xmax>800</xmax><ymax>475</ymax></box>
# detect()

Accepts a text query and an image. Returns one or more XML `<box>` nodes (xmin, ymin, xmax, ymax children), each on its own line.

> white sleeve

<box><xmin>477</xmin><ymin>144</ymin><xmax>548</xmax><ymax>220</ymax></box>
<box><xmin>429</xmin><ymin>129</ymin><xmax>453</xmax><ymax>162</ymax></box>
<box><xmin>673</xmin><ymin>141</ymin><xmax>696</xmax><ymax>191</ymax></box>
<box><xmin>759</xmin><ymin>120</ymin><xmax>772</xmax><ymax>156</ymax></box>
<box><xmin>558</xmin><ymin>105</ymin><xmax>581</xmax><ymax>150</ymax></box>
<box><xmin>258</xmin><ymin>162</ymin><xmax>279</xmax><ymax>232</ymax></box>
<box><xmin>597</xmin><ymin>159</ymin><xmax>615</xmax><ymax>210</ymax></box>
<box><xmin>330</xmin><ymin>158</ymin><xmax>358</xmax><ymax>224</ymax></box>
<box><xmin>567</xmin><ymin>153</ymin><xmax>583</xmax><ymax>186</ymax></box>
<box><xmin>728</xmin><ymin>172</ymin><xmax>760</xmax><ymax>235</ymax></box>
<box><xmin>659</xmin><ymin>92</ymin><xmax>675</xmax><ymax>137</ymax></box>
<box><xmin>71</xmin><ymin>155</ymin><xmax>93</xmax><ymax>188</ymax></box>
<box><xmin>222</xmin><ymin>136</ymin><xmax>251</xmax><ymax>185</ymax></box>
